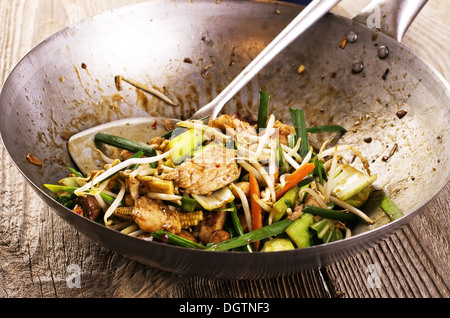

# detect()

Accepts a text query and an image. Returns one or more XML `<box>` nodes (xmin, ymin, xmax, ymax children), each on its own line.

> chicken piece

<box><xmin>148</xmin><ymin>136</ymin><xmax>169</xmax><ymax>152</ymax></box>
<box><xmin>287</xmin><ymin>203</ymin><xmax>304</xmax><ymax>221</ymax></box>
<box><xmin>132</xmin><ymin>196</ymin><xmax>181</xmax><ymax>234</ymax></box>
<box><xmin>209</xmin><ymin>230</ymin><xmax>230</xmax><ymax>244</ymax></box>
<box><xmin>177</xmin><ymin>230</ymin><xmax>199</xmax><ymax>243</ymax></box>
<box><xmin>273</xmin><ymin>120</ymin><xmax>295</xmax><ymax>146</ymax></box>
<box><xmin>198</xmin><ymin>210</ymin><xmax>228</xmax><ymax>244</ymax></box>
<box><xmin>209</xmin><ymin>114</ymin><xmax>256</xmax><ymax>136</ymax></box>
<box><xmin>124</xmin><ymin>174</ymin><xmax>141</xmax><ymax>200</ymax></box>
<box><xmin>165</xmin><ymin>146</ymin><xmax>240</xmax><ymax>195</ymax></box>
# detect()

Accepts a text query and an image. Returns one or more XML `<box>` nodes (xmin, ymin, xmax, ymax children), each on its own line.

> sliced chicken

<box><xmin>132</xmin><ymin>196</ymin><xmax>181</xmax><ymax>234</ymax></box>
<box><xmin>208</xmin><ymin>114</ymin><xmax>257</xmax><ymax>136</ymax></box>
<box><xmin>197</xmin><ymin>210</ymin><xmax>229</xmax><ymax>244</ymax></box>
<box><xmin>164</xmin><ymin>146</ymin><xmax>240</xmax><ymax>195</ymax></box>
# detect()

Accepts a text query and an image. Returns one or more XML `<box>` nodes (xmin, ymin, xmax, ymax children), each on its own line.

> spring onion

<box><xmin>95</xmin><ymin>133</ymin><xmax>157</xmax><ymax>158</ymax></box>
<box><xmin>289</xmin><ymin>107</ymin><xmax>309</xmax><ymax>159</ymax></box>
<box><xmin>205</xmin><ymin>218</ymin><xmax>293</xmax><ymax>251</ymax></box>
<box><xmin>303</xmin><ymin>205</ymin><xmax>358</xmax><ymax>223</ymax></box>
<box><xmin>380</xmin><ymin>196</ymin><xmax>403</xmax><ymax>221</ymax></box>
<box><xmin>257</xmin><ymin>89</ymin><xmax>270</xmax><ymax>131</ymax></box>
<box><xmin>306</xmin><ymin>125</ymin><xmax>347</xmax><ymax>134</ymax></box>
<box><xmin>151</xmin><ymin>231</ymin><xmax>207</xmax><ymax>249</ymax></box>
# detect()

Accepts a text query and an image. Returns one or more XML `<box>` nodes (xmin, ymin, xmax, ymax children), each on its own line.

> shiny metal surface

<box><xmin>353</xmin><ymin>0</ymin><xmax>428</xmax><ymax>42</ymax></box>
<box><xmin>191</xmin><ymin>0</ymin><xmax>342</xmax><ymax>120</ymax></box>
<box><xmin>1</xmin><ymin>0</ymin><xmax>449</xmax><ymax>279</ymax></box>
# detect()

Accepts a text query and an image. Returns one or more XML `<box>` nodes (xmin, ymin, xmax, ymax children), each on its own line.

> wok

<box><xmin>0</xmin><ymin>0</ymin><xmax>448</xmax><ymax>279</ymax></box>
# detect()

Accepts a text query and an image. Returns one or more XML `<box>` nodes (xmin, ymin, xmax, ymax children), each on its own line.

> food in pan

<box><xmin>44</xmin><ymin>90</ymin><xmax>402</xmax><ymax>252</ymax></box>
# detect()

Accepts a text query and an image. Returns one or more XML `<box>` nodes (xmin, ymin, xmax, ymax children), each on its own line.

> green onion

<box><xmin>151</xmin><ymin>231</ymin><xmax>207</xmax><ymax>249</ymax></box>
<box><xmin>180</xmin><ymin>196</ymin><xmax>199</xmax><ymax>212</ymax></box>
<box><xmin>287</xmin><ymin>134</ymin><xmax>296</xmax><ymax>149</ymax></box>
<box><xmin>306</xmin><ymin>125</ymin><xmax>347</xmax><ymax>134</ymax></box>
<box><xmin>43</xmin><ymin>184</ymin><xmax>116</xmax><ymax>204</ymax></box>
<box><xmin>289</xmin><ymin>108</ymin><xmax>309</xmax><ymax>159</ymax></box>
<box><xmin>276</xmin><ymin>138</ymin><xmax>286</xmax><ymax>175</ymax></box>
<box><xmin>313</xmin><ymin>156</ymin><xmax>327</xmax><ymax>184</ymax></box>
<box><xmin>66</xmin><ymin>166</ymin><xmax>84</xmax><ymax>178</ymax></box>
<box><xmin>303</xmin><ymin>205</ymin><xmax>358</xmax><ymax>223</ymax></box>
<box><xmin>230</xmin><ymin>201</ymin><xmax>252</xmax><ymax>252</ymax></box>
<box><xmin>257</xmin><ymin>89</ymin><xmax>270</xmax><ymax>131</ymax></box>
<box><xmin>94</xmin><ymin>133</ymin><xmax>157</xmax><ymax>158</ymax></box>
<box><xmin>380</xmin><ymin>196</ymin><xmax>403</xmax><ymax>221</ymax></box>
<box><xmin>205</xmin><ymin>218</ymin><xmax>293</xmax><ymax>251</ymax></box>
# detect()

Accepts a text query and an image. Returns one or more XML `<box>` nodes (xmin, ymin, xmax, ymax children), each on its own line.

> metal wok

<box><xmin>0</xmin><ymin>0</ymin><xmax>448</xmax><ymax>279</ymax></box>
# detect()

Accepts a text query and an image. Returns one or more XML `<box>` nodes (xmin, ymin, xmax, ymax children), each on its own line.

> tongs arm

<box><xmin>352</xmin><ymin>0</ymin><xmax>428</xmax><ymax>42</ymax></box>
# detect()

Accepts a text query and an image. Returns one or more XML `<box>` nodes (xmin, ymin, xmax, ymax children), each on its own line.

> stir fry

<box><xmin>45</xmin><ymin>90</ymin><xmax>402</xmax><ymax>252</ymax></box>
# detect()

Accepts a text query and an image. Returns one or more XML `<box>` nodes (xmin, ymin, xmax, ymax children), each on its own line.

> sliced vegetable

<box><xmin>178</xmin><ymin>211</ymin><xmax>204</xmax><ymax>228</ymax></box>
<box><xmin>303</xmin><ymin>205</ymin><xmax>358</xmax><ymax>223</ymax></box>
<box><xmin>289</xmin><ymin>107</ymin><xmax>309</xmax><ymax>159</ymax></box>
<box><xmin>66</xmin><ymin>166</ymin><xmax>84</xmax><ymax>178</ymax></box>
<box><xmin>276</xmin><ymin>162</ymin><xmax>315</xmax><ymax>200</ymax></box>
<box><xmin>58</xmin><ymin>176</ymin><xmax>81</xmax><ymax>187</ymax></box>
<box><xmin>276</xmin><ymin>138</ymin><xmax>287</xmax><ymax>175</ymax></box>
<box><xmin>139</xmin><ymin>176</ymin><xmax>175</xmax><ymax>195</ymax></box>
<box><xmin>179</xmin><ymin>196</ymin><xmax>199</xmax><ymax>212</ymax></box>
<box><xmin>94</xmin><ymin>133</ymin><xmax>157</xmax><ymax>158</ymax></box>
<box><xmin>257</xmin><ymin>89</ymin><xmax>270</xmax><ymax>131</ymax></box>
<box><xmin>310</xmin><ymin>218</ymin><xmax>343</xmax><ymax>243</ymax></box>
<box><xmin>287</xmin><ymin>133</ymin><xmax>296</xmax><ymax>149</ymax></box>
<box><xmin>329</xmin><ymin>196</ymin><xmax>373</xmax><ymax>224</ymax></box>
<box><xmin>249</xmin><ymin>171</ymin><xmax>263</xmax><ymax>250</ymax></box>
<box><xmin>312</xmin><ymin>156</ymin><xmax>327</xmax><ymax>184</ymax></box>
<box><xmin>331</xmin><ymin>164</ymin><xmax>377</xmax><ymax>206</ymax></box>
<box><xmin>380</xmin><ymin>196</ymin><xmax>403</xmax><ymax>221</ymax></box>
<box><xmin>285</xmin><ymin>213</ymin><xmax>315</xmax><ymax>248</ymax></box>
<box><xmin>191</xmin><ymin>186</ymin><xmax>235</xmax><ymax>210</ymax></box>
<box><xmin>261</xmin><ymin>238</ymin><xmax>295</xmax><ymax>252</ymax></box>
<box><xmin>205</xmin><ymin>218</ymin><xmax>293</xmax><ymax>251</ymax></box>
<box><xmin>230</xmin><ymin>201</ymin><xmax>252</xmax><ymax>252</ymax></box>
<box><xmin>344</xmin><ymin>186</ymin><xmax>373</xmax><ymax>208</ymax></box>
<box><xmin>306</xmin><ymin>125</ymin><xmax>347</xmax><ymax>134</ymax></box>
<box><xmin>43</xmin><ymin>184</ymin><xmax>116</xmax><ymax>205</ymax></box>
<box><xmin>270</xmin><ymin>185</ymin><xmax>299</xmax><ymax>223</ymax></box>
<box><xmin>193</xmin><ymin>140</ymin><xmax>223</xmax><ymax>156</ymax></box>
<box><xmin>75</xmin><ymin>150</ymin><xmax>171</xmax><ymax>196</ymax></box>
<box><xmin>151</xmin><ymin>231</ymin><xmax>206</xmax><ymax>249</ymax></box>
<box><xmin>168</xmin><ymin>128</ymin><xmax>203</xmax><ymax>164</ymax></box>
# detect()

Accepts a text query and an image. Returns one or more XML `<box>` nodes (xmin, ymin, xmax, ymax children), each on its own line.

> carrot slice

<box><xmin>276</xmin><ymin>163</ymin><xmax>315</xmax><ymax>200</ymax></box>
<box><xmin>249</xmin><ymin>171</ymin><xmax>263</xmax><ymax>250</ymax></box>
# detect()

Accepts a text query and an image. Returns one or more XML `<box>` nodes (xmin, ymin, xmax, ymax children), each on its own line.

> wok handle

<box><xmin>352</xmin><ymin>0</ymin><xmax>428</xmax><ymax>42</ymax></box>
<box><xmin>191</xmin><ymin>0</ymin><xmax>342</xmax><ymax>120</ymax></box>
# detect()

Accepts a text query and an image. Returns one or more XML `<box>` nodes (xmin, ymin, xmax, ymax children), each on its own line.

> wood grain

<box><xmin>0</xmin><ymin>0</ymin><xmax>449</xmax><ymax>299</ymax></box>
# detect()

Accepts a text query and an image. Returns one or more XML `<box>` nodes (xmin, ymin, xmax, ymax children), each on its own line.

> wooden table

<box><xmin>0</xmin><ymin>0</ymin><xmax>448</xmax><ymax>299</ymax></box>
